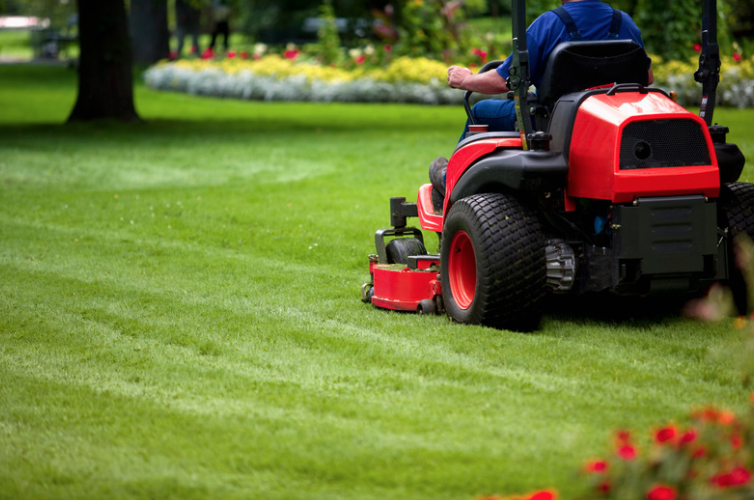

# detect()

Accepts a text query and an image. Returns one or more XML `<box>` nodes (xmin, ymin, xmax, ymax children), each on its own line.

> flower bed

<box><xmin>145</xmin><ymin>53</ymin><xmax>754</xmax><ymax>108</ymax></box>
<box><xmin>144</xmin><ymin>55</ymin><xmax>461</xmax><ymax>105</ymax></box>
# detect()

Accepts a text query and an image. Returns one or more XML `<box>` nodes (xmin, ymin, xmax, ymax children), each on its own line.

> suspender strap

<box><xmin>608</xmin><ymin>7</ymin><xmax>623</xmax><ymax>39</ymax></box>
<box><xmin>552</xmin><ymin>6</ymin><xmax>583</xmax><ymax>41</ymax></box>
<box><xmin>553</xmin><ymin>6</ymin><xmax>624</xmax><ymax>41</ymax></box>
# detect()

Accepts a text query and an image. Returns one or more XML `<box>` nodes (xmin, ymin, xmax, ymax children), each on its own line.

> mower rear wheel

<box><xmin>385</xmin><ymin>238</ymin><xmax>427</xmax><ymax>264</ymax></box>
<box><xmin>719</xmin><ymin>182</ymin><xmax>754</xmax><ymax>313</ymax></box>
<box><xmin>441</xmin><ymin>193</ymin><xmax>546</xmax><ymax>332</ymax></box>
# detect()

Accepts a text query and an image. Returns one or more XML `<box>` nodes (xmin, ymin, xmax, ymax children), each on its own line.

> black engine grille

<box><xmin>619</xmin><ymin>119</ymin><xmax>711</xmax><ymax>170</ymax></box>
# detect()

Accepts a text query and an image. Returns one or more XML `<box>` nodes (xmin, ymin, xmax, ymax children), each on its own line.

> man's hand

<box><xmin>448</xmin><ymin>66</ymin><xmax>473</xmax><ymax>90</ymax></box>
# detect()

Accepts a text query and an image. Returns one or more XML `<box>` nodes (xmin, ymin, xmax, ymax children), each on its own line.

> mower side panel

<box><xmin>567</xmin><ymin>92</ymin><xmax>720</xmax><ymax>203</ymax></box>
<box><xmin>445</xmin><ymin>137</ymin><xmax>523</xmax><ymax>206</ymax></box>
<box><xmin>448</xmin><ymin>149</ymin><xmax>569</xmax><ymax>204</ymax></box>
<box><xmin>417</xmin><ymin>183</ymin><xmax>443</xmax><ymax>232</ymax></box>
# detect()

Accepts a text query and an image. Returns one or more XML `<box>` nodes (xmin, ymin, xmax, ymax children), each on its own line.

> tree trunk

<box><xmin>68</xmin><ymin>0</ymin><xmax>139</xmax><ymax>122</ymax></box>
<box><xmin>130</xmin><ymin>0</ymin><xmax>169</xmax><ymax>65</ymax></box>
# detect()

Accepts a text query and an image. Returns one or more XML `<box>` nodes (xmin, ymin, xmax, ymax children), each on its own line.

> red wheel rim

<box><xmin>448</xmin><ymin>230</ymin><xmax>476</xmax><ymax>310</ymax></box>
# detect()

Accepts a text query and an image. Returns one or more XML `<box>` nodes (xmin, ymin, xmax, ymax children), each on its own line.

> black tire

<box><xmin>417</xmin><ymin>299</ymin><xmax>437</xmax><ymax>315</ymax></box>
<box><xmin>719</xmin><ymin>182</ymin><xmax>754</xmax><ymax>313</ymax></box>
<box><xmin>385</xmin><ymin>238</ymin><xmax>427</xmax><ymax>264</ymax></box>
<box><xmin>441</xmin><ymin>193</ymin><xmax>546</xmax><ymax>332</ymax></box>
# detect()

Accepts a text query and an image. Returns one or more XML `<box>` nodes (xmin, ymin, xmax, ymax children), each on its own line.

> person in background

<box><xmin>209</xmin><ymin>0</ymin><xmax>231</xmax><ymax>53</ymax></box>
<box><xmin>175</xmin><ymin>0</ymin><xmax>202</xmax><ymax>58</ymax></box>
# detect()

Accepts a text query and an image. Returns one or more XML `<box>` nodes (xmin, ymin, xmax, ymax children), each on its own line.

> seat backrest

<box><xmin>537</xmin><ymin>40</ymin><xmax>649</xmax><ymax>107</ymax></box>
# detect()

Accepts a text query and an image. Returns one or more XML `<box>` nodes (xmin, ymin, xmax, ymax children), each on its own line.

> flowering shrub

<box><xmin>581</xmin><ymin>404</ymin><xmax>754</xmax><ymax>500</ymax></box>
<box><xmin>652</xmin><ymin>54</ymin><xmax>754</xmax><ymax>109</ymax></box>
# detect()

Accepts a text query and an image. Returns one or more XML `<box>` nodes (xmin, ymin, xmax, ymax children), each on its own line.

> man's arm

<box><xmin>447</xmin><ymin>66</ymin><xmax>510</xmax><ymax>94</ymax></box>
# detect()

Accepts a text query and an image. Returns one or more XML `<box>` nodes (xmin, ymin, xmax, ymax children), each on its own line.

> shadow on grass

<box><xmin>544</xmin><ymin>292</ymin><xmax>694</xmax><ymax>328</ymax></box>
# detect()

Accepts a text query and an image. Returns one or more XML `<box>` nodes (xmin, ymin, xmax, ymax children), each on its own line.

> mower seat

<box><xmin>536</xmin><ymin>40</ymin><xmax>649</xmax><ymax>109</ymax></box>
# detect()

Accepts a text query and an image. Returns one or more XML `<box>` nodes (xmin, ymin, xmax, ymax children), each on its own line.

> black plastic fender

<box><xmin>449</xmin><ymin>149</ymin><xmax>569</xmax><ymax>203</ymax></box>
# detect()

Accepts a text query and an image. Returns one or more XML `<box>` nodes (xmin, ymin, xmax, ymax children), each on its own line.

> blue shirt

<box><xmin>496</xmin><ymin>0</ymin><xmax>649</xmax><ymax>88</ymax></box>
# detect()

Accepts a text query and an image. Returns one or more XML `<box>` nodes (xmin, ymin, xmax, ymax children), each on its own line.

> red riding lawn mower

<box><xmin>361</xmin><ymin>0</ymin><xmax>749</xmax><ymax>332</ymax></box>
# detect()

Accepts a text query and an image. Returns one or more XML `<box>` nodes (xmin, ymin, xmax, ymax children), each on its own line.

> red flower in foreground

<box><xmin>655</xmin><ymin>426</ymin><xmax>678</xmax><ymax>445</ymax></box>
<box><xmin>731</xmin><ymin>433</ymin><xmax>743</xmax><ymax>449</ymax></box>
<box><xmin>693</xmin><ymin>407</ymin><xmax>720</xmax><ymax>422</ymax></box>
<box><xmin>617</xmin><ymin>445</ymin><xmax>637</xmax><ymax>460</ymax></box>
<box><xmin>733</xmin><ymin>53</ymin><xmax>742</xmax><ymax>62</ymax></box>
<box><xmin>679</xmin><ymin>429</ymin><xmax>697</xmax><ymax>446</ymax></box>
<box><xmin>718</xmin><ymin>410</ymin><xmax>736</xmax><ymax>425</ymax></box>
<box><xmin>584</xmin><ymin>459</ymin><xmax>608</xmax><ymax>473</ymax></box>
<box><xmin>693</xmin><ymin>42</ymin><xmax>703</xmax><ymax>52</ymax></box>
<box><xmin>647</xmin><ymin>484</ymin><xmax>677</xmax><ymax>500</ymax></box>
<box><xmin>615</xmin><ymin>430</ymin><xmax>632</xmax><ymax>444</ymax></box>
<box><xmin>711</xmin><ymin>467</ymin><xmax>752</xmax><ymax>488</ymax></box>
<box><xmin>472</xmin><ymin>47</ymin><xmax>488</xmax><ymax>59</ymax></box>
<box><xmin>240</xmin><ymin>51</ymin><xmax>248</xmax><ymax>59</ymax></box>
<box><xmin>284</xmin><ymin>49</ymin><xmax>299</xmax><ymax>60</ymax></box>
<box><xmin>528</xmin><ymin>490</ymin><xmax>557</xmax><ymax>500</ymax></box>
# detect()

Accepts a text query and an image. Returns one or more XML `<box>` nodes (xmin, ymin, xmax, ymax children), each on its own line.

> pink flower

<box><xmin>733</xmin><ymin>53</ymin><xmax>742</xmax><ymax>62</ymax></box>
<box><xmin>284</xmin><ymin>49</ymin><xmax>299</xmax><ymax>60</ymax></box>
<box><xmin>355</xmin><ymin>55</ymin><xmax>366</xmax><ymax>64</ymax></box>
<box><xmin>240</xmin><ymin>51</ymin><xmax>248</xmax><ymax>59</ymax></box>
<box><xmin>253</xmin><ymin>53</ymin><xmax>261</xmax><ymax>60</ymax></box>
<box><xmin>201</xmin><ymin>47</ymin><xmax>213</xmax><ymax>59</ymax></box>
<box><xmin>647</xmin><ymin>485</ymin><xmax>677</xmax><ymax>500</ymax></box>
<box><xmin>168</xmin><ymin>50</ymin><xmax>178</xmax><ymax>60</ymax></box>
<box><xmin>227</xmin><ymin>50</ymin><xmax>236</xmax><ymax>58</ymax></box>
<box><xmin>693</xmin><ymin>43</ymin><xmax>702</xmax><ymax>52</ymax></box>
<box><xmin>384</xmin><ymin>44</ymin><xmax>392</xmax><ymax>52</ymax></box>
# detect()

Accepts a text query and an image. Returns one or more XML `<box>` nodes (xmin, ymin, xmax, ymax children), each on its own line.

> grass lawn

<box><xmin>1</xmin><ymin>64</ymin><xmax>754</xmax><ymax>500</ymax></box>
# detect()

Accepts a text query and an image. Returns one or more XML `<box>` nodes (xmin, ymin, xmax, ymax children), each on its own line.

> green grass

<box><xmin>0</xmin><ymin>29</ymin><xmax>34</xmax><ymax>59</ymax></box>
<box><xmin>1</xmin><ymin>64</ymin><xmax>754</xmax><ymax>500</ymax></box>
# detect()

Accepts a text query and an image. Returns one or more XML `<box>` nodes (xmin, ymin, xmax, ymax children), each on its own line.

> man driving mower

<box><xmin>430</xmin><ymin>0</ymin><xmax>655</xmax><ymax>209</ymax></box>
